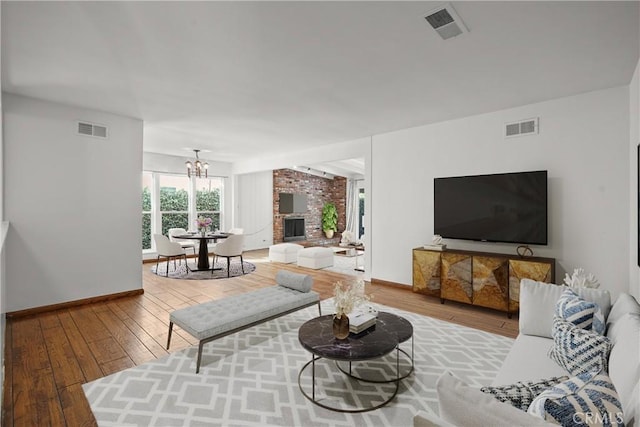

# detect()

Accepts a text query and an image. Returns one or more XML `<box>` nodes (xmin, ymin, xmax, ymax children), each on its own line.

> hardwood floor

<box><xmin>2</xmin><ymin>249</ymin><xmax>518</xmax><ymax>426</ymax></box>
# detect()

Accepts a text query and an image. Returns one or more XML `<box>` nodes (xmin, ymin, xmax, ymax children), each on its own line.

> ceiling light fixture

<box><xmin>295</xmin><ymin>165</ymin><xmax>335</xmax><ymax>180</ymax></box>
<box><xmin>185</xmin><ymin>149</ymin><xmax>209</xmax><ymax>178</ymax></box>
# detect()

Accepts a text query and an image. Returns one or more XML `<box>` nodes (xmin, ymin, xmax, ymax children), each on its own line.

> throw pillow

<box><xmin>275</xmin><ymin>270</ymin><xmax>313</xmax><ymax>292</ymax></box>
<box><xmin>555</xmin><ymin>288</ymin><xmax>605</xmax><ymax>334</ymax></box>
<box><xmin>480</xmin><ymin>376</ymin><xmax>569</xmax><ymax>411</ymax></box>
<box><xmin>548</xmin><ymin>317</ymin><xmax>612</xmax><ymax>376</ymax></box>
<box><xmin>518</xmin><ymin>279</ymin><xmax>611</xmax><ymax>339</ymax></box>
<box><xmin>436</xmin><ymin>371</ymin><xmax>553</xmax><ymax>426</ymax></box>
<box><xmin>528</xmin><ymin>370</ymin><xmax>624</xmax><ymax>427</ymax></box>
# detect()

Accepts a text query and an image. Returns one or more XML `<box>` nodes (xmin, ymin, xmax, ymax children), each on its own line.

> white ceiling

<box><xmin>2</xmin><ymin>1</ymin><xmax>639</xmax><ymax>169</ymax></box>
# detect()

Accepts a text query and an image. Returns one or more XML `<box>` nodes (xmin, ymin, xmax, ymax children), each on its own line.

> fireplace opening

<box><xmin>283</xmin><ymin>217</ymin><xmax>305</xmax><ymax>242</ymax></box>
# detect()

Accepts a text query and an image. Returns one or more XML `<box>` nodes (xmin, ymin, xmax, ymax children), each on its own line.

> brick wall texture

<box><xmin>273</xmin><ymin>169</ymin><xmax>347</xmax><ymax>243</ymax></box>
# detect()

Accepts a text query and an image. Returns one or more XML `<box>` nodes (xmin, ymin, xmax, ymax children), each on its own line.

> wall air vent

<box><xmin>77</xmin><ymin>121</ymin><xmax>108</xmax><ymax>139</ymax></box>
<box><xmin>505</xmin><ymin>117</ymin><xmax>539</xmax><ymax>138</ymax></box>
<box><xmin>424</xmin><ymin>3</ymin><xmax>468</xmax><ymax>40</ymax></box>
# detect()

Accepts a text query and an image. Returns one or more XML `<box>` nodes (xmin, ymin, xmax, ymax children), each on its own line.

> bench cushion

<box><xmin>170</xmin><ymin>285</ymin><xmax>319</xmax><ymax>340</ymax></box>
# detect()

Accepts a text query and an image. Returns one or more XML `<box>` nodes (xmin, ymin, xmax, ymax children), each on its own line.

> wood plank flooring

<box><xmin>2</xmin><ymin>249</ymin><xmax>518</xmax><ymax>426</ymax></box>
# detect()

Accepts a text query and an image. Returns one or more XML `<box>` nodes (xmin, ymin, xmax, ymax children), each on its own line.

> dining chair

<box><xmin>154</xmin><ymin>234</ymin><xmax>188</xmax><ymax>277</ymax></box>
<box><xmin>208</xmin><ymin>227</ymin><xmax>243</xmax><ymax>258</ymax></box>
<box><xmin>211</xmin><ymin>234</ymin><xmax>245</xmax><ymax>277</ymax></box>
<box><xmin>168</xmin><ymin>228</ymin><xmax>197</xmax><ymax>257</ymax></box>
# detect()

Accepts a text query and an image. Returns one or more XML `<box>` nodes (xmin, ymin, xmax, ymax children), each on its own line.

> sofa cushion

<box><xmin>528</xmin><ymin>370</ymin><xmax>624</xmax><ymax>426</ymax></box>
<box><xmin>436</xmin><ymin>371</ymin><xmax>554</xmax><ymax>426</ymax></box>
<box><xmin>548</xmin><ymin>317</ymin><xmax>611</xmax><ymax>376</ymax></box>
<box><xmin>480</xmin><ymin>376</ymin><xmax>568</xmax><ymax>411</ymax></box>
<box><xmin>607</xmin><ymin>313</ymin><xmax>640</xmax><ymax>418</ymax></box>
<box><xmin>606</xmin><ymin>293</ymin><xmax>640</xmax><ymax>328</ymax></box>
<box><xmin>492</xmin><ymin>334</ymin><xmax>567</xmax><ymax>386</ymax></box>
<box><xmin>519</xmin><ymin>279</ymin><xmax>611</xmax><ymax>338</ymax></box>
<box><xmin>555</xmin><ymin>288</ymin><xmax>605</xmax><ymax>334</ymax></box>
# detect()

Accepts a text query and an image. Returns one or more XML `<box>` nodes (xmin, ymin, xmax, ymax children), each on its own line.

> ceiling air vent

<box><xmin>505</xmin><ymin>118</ymin><xmax>539</xmax><ymax>138</ymax></box>
<box><xmin>424</xmin><ymin>3</ymin><xmax>468</xmax><ymax>40</ymax></box>
<box><xmin>77</xmin><ymin>121</ymin><xmax>108</xmax><ymax>139</ymax></box>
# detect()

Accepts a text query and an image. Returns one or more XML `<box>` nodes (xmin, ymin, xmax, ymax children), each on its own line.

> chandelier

<box><xmin>185</xmin><ymin>149</ymin><xmax>208</xmax><ymax>178</ymax></box>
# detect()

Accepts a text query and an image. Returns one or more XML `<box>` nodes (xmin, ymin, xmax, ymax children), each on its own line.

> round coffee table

<box><xmin>297</xmin><ymin>312</ymin><xmax>413</xmax><ymax>413</ymax></box>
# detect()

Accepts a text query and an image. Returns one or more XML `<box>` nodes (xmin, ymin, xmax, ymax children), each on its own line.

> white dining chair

<box><xmin>154</xmin><ymin>234</ymin><xmax>188</xmax><ymax>277</ymax></box>
<box><xmin>211</xmin><ymin>234</ymin><xmax>245</xmax><ymax>277</ymax></box>
<box><xmin>168</xmin><ymin>227</ymin><xmax>197</xmax><ymax>257</ymax></box>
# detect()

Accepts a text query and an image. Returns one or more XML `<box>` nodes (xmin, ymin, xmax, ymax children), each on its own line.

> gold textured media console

<box><xmin>412</xmin><ymin>248</ymin><xmax>554</xmax><ymax>316</ymax></box>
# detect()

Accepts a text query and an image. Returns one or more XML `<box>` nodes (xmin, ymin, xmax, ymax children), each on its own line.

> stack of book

<box><xmin>348</xmin><ymin>311</ymin><xmax>377</xmax><ymax>334</ymax></box>
<box><xmin>423</xmin><ymin>244</ymin><xmax>447</xmax><ymax>251</ymax></box>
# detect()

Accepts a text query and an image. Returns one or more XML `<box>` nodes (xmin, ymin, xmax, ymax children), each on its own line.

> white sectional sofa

<box><xmin>414</xmin><ymin>279</ymin><xmax>640</xmax><ymax>426</ymax></box>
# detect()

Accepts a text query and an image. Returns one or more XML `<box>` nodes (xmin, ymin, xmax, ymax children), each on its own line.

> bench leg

<box><xmin>196</xmin><ymin>341</ymin><xmax>205</xmax><ymax>374</ymax></box>
<box><xmin>166</xmin><ymin>322</ymin><xmax>173</xmax><ymax>349</ymax></box>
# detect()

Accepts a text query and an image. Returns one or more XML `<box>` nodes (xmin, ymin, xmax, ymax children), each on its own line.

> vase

<box><xmin>325</xmin><ymin>229</ymin><xmax>334</xmax><ymax>239</ymax></box>
<box><xmin>200</xmin><ymin>229</ymin><xmax>206</xmax><ymax>237</ymax></box>
<box><xmin>332</xmin><ymin>314</ymin><xmax>350</xmax><ymax>339</ymax></box>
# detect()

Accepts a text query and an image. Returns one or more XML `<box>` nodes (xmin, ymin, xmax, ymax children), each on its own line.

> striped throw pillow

<box><xmin>548</xmin><ymin>317</ymin><xmax>611</xmax><ymax>376</ymax></box>
<box><xmin>555</xmin><ymin>288</ymin><xmax>605</xmax><ymax>334</ymax></box>
<box><xmin>528</xmin><ymin>370</ymin><xmax>624</xmax><ymax>427</ymax></box>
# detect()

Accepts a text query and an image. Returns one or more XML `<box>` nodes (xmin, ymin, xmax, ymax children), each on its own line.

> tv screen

<box><xmin>279</xmin><ymin>193</ymin><xmax>308</xmax><ymax>214</ymax></box>
<box><xmin>434</xmin><ymin>170</ymin><xmax>548</xmax><ymax>245</ymax></box>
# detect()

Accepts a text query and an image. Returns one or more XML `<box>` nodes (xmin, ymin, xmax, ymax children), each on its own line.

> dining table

<box><xmin>175</xmin><ymin>232</ymin><xmax>230</xmax><ymax>271</ymax></box>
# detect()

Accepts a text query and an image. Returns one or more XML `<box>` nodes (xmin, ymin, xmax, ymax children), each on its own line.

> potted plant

<box><xmin>322</xmin><ymin>202</ymin><xmax>338</xmax><ymax>238</ymax></box>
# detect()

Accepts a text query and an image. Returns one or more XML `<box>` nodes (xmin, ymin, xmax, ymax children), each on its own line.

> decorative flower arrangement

<box><xmin>195</xmin><ymin>216</ymin><xmax>213</xmax><ymax>234</ymax></box>
<box><xmin>333</xmin><ymin>279</ymin><xmax>370</xmax><ymax>319</ymax></box>
<box><xmin>563</xmin><ymin>268</ymin><xmax>600</xmax><ymax>289</ymax></box>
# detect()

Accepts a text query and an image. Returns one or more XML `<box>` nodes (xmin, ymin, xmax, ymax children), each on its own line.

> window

<box><xmin>142</xmin><ymin>172</ymin><xmax>152</xmax><ymax>250</ymax></box>
<box><xmin>195</xmin><ymin>177</ymin><xmax>223</xmax><ymax>232</ymax></box>
<box><xmin>142</xmin><ymin>172</ymin><xmax>225</xmax><ymax>252</ymax></box>
<box><xmin>159</xmin><ymin>175</ymin><xmax>190</xmax><ymax>237</ymax></box>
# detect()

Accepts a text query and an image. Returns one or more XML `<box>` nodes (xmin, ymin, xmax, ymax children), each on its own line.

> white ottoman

<box><xmin>269</xmin><ymin>243</ymin><xmax>303</xmax><ymax>263</ymax></box>
<box><xmin>297</xmin><ymin>247</ymin><xmax>334</xmax><ymax>269</ymax></box>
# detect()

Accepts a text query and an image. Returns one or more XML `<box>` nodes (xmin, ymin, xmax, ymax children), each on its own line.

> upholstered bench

<box><xmin>167</xmin><ymin>270</ymin><xmax>321</xmax><ymax>373</ymax></box>
<box><xmin>297</xmin><ymin>246</ymin><xmax>334</xmax><ymax>269</ymax></box>
<box><xmin>268</xmin><ymin>242</ymin><xmax>303</xmax><ymax>263</ymax></box>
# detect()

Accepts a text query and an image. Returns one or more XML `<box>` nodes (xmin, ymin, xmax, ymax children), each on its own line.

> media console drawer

<box><xmin>412</xmin><ymin>248</ymin><xmax>554</xmax><ymax>316</ymax></box>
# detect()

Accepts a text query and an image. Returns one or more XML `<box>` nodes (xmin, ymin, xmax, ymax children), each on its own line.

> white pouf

<box><xmin>297</xmin><ymin>247</ymin><xmax>334</xmax><ymax>269</ymax></box>
<box><xmin>269</xmin><ymin>243</ymin><xmax>304</xmax><ymax>263</ymax></box>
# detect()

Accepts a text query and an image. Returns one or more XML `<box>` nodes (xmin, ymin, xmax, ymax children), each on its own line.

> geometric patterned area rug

<box><xmin>150</xmin><ymin>259</ymin><xmax>256</xmax><ymax>280</ymax></box>
<box><xmin>83</xmin><ymin>300</ymin><xmax>514</xmax><ymax>426</ymax></box>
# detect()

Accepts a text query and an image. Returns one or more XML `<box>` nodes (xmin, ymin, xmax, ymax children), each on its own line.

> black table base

<box><xmin>297</xmin><ymin>352</ymin><xmax>400</xmax><ymax>413</ymax></box>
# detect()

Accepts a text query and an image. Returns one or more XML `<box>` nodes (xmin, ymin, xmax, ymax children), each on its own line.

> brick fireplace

<box><xmin>273</xmin><ymin>168</ymin><xmax>346</xmax><ymax>243</ymax></box>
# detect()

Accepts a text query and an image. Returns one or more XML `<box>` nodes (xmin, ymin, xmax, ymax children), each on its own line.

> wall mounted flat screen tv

<box><xmin>279</xmin><ymin>193</ymin><xmax>308</xmax><ymax>214</ymax></box>
<box><xmin>434</xmin><ymin>170</ymin><xmax>548</xmax><ymax>245</ymax></box>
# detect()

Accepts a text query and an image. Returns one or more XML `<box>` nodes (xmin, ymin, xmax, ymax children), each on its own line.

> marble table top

<box><xmin>298</xmin><ymin>312</ymin><xmax>413</xmax><ymax>362</ymax></box>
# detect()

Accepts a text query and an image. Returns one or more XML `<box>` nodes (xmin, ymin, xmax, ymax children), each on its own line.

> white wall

<box><xmin>3</xmin><ymin>94</ymin><xmax>143</xmax><ymax>311</ymax></box>
<box><xmin>234</xmin><ymin>171</ymin><xmax>274</xmax><ymax>250</ymax></box>
<box><xmin>371</xmin><ymin>86</ymin><xmax>630</xmax><ymax>299</ymax></box>
<box><xmin>0</xmin><ymin>2</ymin><xmax>5</xmax><ymax>405</ymax></box>
<box><xmin>630</xmin><ymin>58</ymin><xmax>640</xmax><ymax>299</ymax></box>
